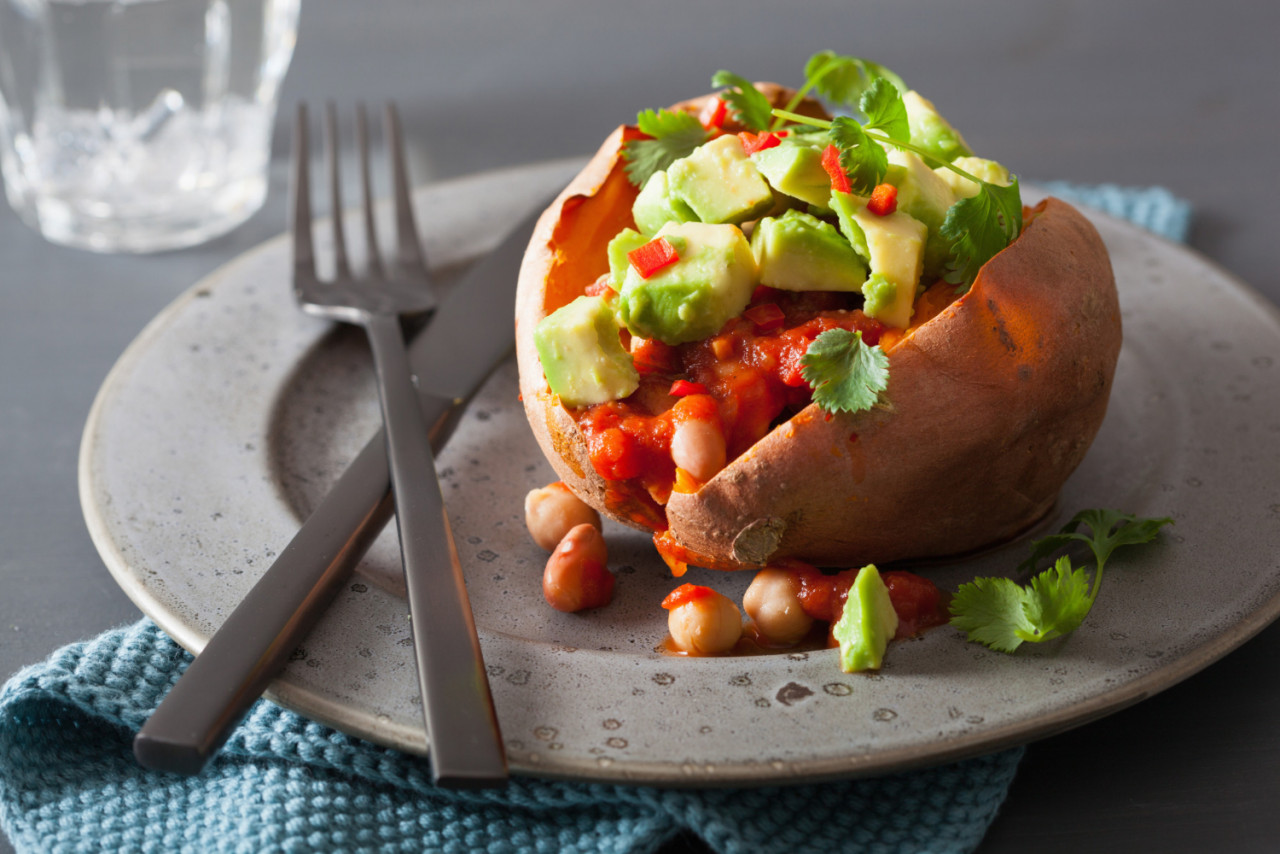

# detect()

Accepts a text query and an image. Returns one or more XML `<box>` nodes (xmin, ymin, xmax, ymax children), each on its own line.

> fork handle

<box><xmin>364</xmin><ymin>311</ymin><xmax>507</xmax><ymax>787</ymax></box>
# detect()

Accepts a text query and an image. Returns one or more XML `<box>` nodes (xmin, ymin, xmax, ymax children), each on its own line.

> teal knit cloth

<box><xmin>0</xmin><ymin>184</ymin><xmax>1191</xmax><ymax>854</ymax></box>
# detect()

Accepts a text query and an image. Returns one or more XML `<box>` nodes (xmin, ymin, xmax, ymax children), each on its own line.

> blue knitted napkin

<box><xmin>0</xmin><ymin>183</ymin><xmax>1191</xmax><ymax>854</ymax></box>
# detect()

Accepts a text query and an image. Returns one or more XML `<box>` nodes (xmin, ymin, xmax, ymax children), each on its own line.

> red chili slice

<box><xmin>821</xmin><ymin>144</ymin><xmax>852</xmax><ymax>195</ymax></box>
<box><xmin>628</xmin><ymin>237</ymin><xmax>680</xmax><ymax>279</ymax></box>
<box><xmin>669</xmin><ymin>379</ymin><xmax>709</xmax><ymax>397</ymax></box>
<box><xmin>868</xmin><ymin>183</ymin><xmax>898</xmax><ymax>216</ymax></box>
<box><xmin>739</xmin><ymin>130</ymin><xmax>783</xmax><ymax>155</ymax></box>
<box><xmin>700</xmin><ymin>97</ymin><xmax>728</xmax><ymax>130</ymax></box>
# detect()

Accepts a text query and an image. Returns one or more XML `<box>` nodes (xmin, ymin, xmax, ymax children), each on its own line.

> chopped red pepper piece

<box><xmin>699</xmin><ymin>97</ymin><xmax>728</xmax><ymax>130</ymax></box>
<box><xmin>584</xmin><ymin>273</ymin><xmax>613</xmax><ymax>297</ymax></box>
<box><xmin>744</xmin><ymin>302</ymin><xmax>785</xmax><ymax>332</ymax></box>
<box><xmin>628</xmin><ymin>237</ymin><xmax>680</xmax><ymax>279</ymax></box>
<box><xmin>669</xmin><ymin>379</ymin><xmax>709</xmax><ymax>397</ymax></box>
<box><xmin>821</xmin><ymin>144</ymin><xmax>852</xmax><ymax>194</ymax></box>
<box><xmin>661</xmin><ymin>583</ymin><xmax>714</xmax><ymax>610</ymax></box>
<box><xmin>868</xmin><ymin>183</ymin><xmax>898</xmax><ymax>216</ymax></box>
<box><xmin>739</xmin><ymin>130</ymin><xmax>783</xmax><ymax>155</ymax></box>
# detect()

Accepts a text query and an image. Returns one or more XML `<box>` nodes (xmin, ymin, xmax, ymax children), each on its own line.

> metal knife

<box><xmin>133</xmin><ymin>200</ymin><xmax>549</xmax><ymax>778</ymax></box>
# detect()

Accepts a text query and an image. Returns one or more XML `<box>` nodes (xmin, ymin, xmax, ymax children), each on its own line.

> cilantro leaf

<box><xmin>939</xmin><ymin>177</ymin><xmax>1023</xmax><ymax>290</ymax></box>
<box><xmin>799</xmin><ymin>328</ymin><xmax>890</xmax><ymax>414</ymax></box>
<box><xmin>802</xmin><ymin>51</ymin><xmax>907</xmax><ymax>111</ymax></box>
<box><xmin>1017</xmin><ymin>509</ymin><xmax>1175</xmax><ymax>576</ymax></box>
<box><xmin>710</xmin><ymin>70</ymin><xmax>773</xmax><ymax>131</ymax></box>
<box><xmin>828</xmin><ymin>116</ymin><xmax>887</xmax><ymax>194</ymax></box>
<box><xmin>1021</xmin><ymin>557</ymin><xmax>1094</xmax><ymax>640</ymax></box>
<box><xmin>952</xmin><ymin>557</ymin><xmax>1095</xmax><ymax>652</ymax></box>
<box><xmin>948</xmin><ymin>575</ymin><xmax>1034</xmax><ymax>653</ymax></box>
<box><xmin>623</xmin><ymin>109</ymin><xmax>709</xmax><ymax>188</ymax></box>
<box><xmin>951</xmin><ymin>510</ymin><xmax>1172</xmax><ymax>653</ymax></box>
<box><xmin>859</xmin><ymin>78</ymin><xmax>909</xmax><ymax>142</ymax></box>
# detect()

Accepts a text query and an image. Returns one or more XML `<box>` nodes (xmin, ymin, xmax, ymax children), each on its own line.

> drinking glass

<box><xmin>0</xmin><ymin>0</ymin><xmax>300</xmax><ymax>253</ymax></box>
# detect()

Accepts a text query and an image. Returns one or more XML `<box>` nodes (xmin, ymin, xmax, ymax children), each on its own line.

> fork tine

<box><xmin>291</xmin><ymin>102</ymin><xmax>316</xmax><ymax>282</ymax></box>
<box><xmin>323</xmin><ymin>101</ymin><xmax>351</xmax><ymax>281</ymax></box>
<box><xmin>385</xmin><ymin>102</ymin><xmax>428</xmax><ymax>277</ymax></box>
<box><xmin>356</xmin><ymin>103</ymin><xmax>384</xmax><ymax>280</ymax></box>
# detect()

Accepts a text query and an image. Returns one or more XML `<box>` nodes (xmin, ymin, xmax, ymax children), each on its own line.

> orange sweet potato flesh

<box><xmin>515</xmin><ymin>90</ymin><xmax>1120</xmax><ymax>570</ymax></box>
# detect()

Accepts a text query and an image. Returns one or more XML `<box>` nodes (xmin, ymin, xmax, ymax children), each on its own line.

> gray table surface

<box><xmin>2</xmin><ymin>2</ymin><xmax>1277</xmax><ymax>852</ymax></box>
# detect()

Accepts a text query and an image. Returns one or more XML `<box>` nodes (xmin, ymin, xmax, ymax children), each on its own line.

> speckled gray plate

<box><xmin>80</xmin><ymin>159</ymin><xmax>1280</xmax><ymax>786</ymax></box>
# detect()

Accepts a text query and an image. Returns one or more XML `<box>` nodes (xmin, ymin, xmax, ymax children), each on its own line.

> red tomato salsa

<box><xmin>571</xmin><ymin>287</ymin><xmax>885</xmax><ymax>522</ymax></box>
<box><xmin>784</xmin><ymin>561</ymin><xmax>949</xmax><ymax>639</ymax></box>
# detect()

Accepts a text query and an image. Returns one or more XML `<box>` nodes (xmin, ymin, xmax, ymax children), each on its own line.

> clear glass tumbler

<box><xmin>0</xmin><ymin>0</ymin><xmax>300</xmax><ymax>253</ymax></box>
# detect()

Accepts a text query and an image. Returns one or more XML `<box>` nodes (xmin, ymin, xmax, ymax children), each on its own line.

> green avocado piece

<box><xmin>832</xmin><ymin>564</ymin><xmax>899</xmax><ymax>673</ymax></box>
<box><xmin>830</xmin><ymin>190</ymin><xmax>871</xmax><ymax>260</ymax></box>
<box><xmin>852</xmin><ymin>206</ymin><xmax>927</xmax><ymax>329</ymax></box>
<box><xmin>751</xmin><ymin>138</ymin><xmax>832</xmax><ymax>211</ymax></box>
<box><xmin>861</xmin><ymin>273</ymin><xmax>900</xmax><ymax>322</ymax></box>
<box><xmin>632</xmin><ymin>170</ymin><xmax>698</xmax><ymax>236</ymax></box>
<box><xmin>884</xmin><ymin>148</ymin><xmax>957</xmax><ymax>282</ymax></box>
<box><xmin>903</xmin><ymin>90</ymin><xmax>972</xmax><ymax>164</ymax></box>
<box><xmin>668</xmin><ymin>134</ymin><xmax>774</xmax><ymax>225</ymax></box>
<box><xmin>534</xmin><ymin>295</ymin><xmax>639</xmax><ymax>407</ymax></box>
<box><xmin>607</xmin><ymin>228</ymin><xmax>650</xmax><ymax>291</ymax></box>
<box><xmin>751</xmin><ymin>210</ymin><xmax>867</xmax><ymax>293</ymax></box>
<box><xmin>935</xmin><ymin>156</ymin><xmax>1013</xmax><ymax>200</ymax></box>
<box><xmin>616</xmin><ymin>221</ymin><xmax>757</xmax><ymax>345</ymax></box>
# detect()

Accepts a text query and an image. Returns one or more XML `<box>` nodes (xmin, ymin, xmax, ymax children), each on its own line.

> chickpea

<box><xmin>666</xmin><ymin>586</ymin><xmax>742</xmax><ymax>655</ymax></box>
<box><xmin>542</xmin><ymin>523</ymin><xmax>614</xmax><ymax>612</ymax></box>
<box><xmin>670</xmin><ymin>418</ymin><xmax>726</xmax><ymax>482</ymax></box>
<box><xmin>525</xmin><ymin>482</ymin><xmax>601</xmax><ymax>552</ymax></box>
<box><xmin>743</xmin><ymin>568</ymin><xmax>814</xmax><ymax>645</ymax></box>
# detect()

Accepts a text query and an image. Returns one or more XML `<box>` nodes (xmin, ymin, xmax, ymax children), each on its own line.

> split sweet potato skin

<box><xmin>515</xmin><ymin>94</ymin><xmax>1120</xmax><ymax>570</ymax></box>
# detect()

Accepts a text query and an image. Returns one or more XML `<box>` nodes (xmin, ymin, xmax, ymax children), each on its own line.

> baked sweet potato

<box><xmin>515</xmin><ymin>88</ymin><xmax>1120</xmax><ymax>571</ymax></box>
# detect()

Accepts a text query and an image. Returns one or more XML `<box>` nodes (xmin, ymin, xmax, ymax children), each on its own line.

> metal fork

<box><xmin>292</xmin><ymin>101</ymin><xmax>506</xmax><ymax>787</ymax></box>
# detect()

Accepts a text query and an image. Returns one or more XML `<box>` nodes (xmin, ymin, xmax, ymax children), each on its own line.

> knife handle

<box><xmin>132</xmin><ymin>423</ymin><xmax>401</xmax><ymax>775</ymax></box>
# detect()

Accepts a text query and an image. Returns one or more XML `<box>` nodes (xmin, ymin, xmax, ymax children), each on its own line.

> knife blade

<box><xmin>133</xmin><ymin>197</ymin><xmax>550</xmax><ymax>776</ymax></box>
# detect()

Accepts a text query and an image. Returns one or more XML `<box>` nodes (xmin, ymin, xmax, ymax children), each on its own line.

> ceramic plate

<box><xmin>80</xmin><ymin>159</ymin><xmax>1280</xmax><ymax>785</ymax></box>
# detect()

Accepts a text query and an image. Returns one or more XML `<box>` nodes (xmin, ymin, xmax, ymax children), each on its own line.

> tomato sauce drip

<box><xmin>786</xmin><ymin>562</ymin><xmax>949</xmax><ymax>640</ymax></box>
<box><xmin>572</xmin><ymin>289</ymin><xmax>885</xmax><ymax>525</ymax></box>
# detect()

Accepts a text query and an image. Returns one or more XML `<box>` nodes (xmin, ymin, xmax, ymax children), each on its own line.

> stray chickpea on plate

<box><xmin>515</xmin><ymin>52</ymin><xmax>1171</xmax><ymax>671</ymax></box>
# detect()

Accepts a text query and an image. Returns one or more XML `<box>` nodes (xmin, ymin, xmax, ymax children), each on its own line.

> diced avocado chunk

<box><xmin>668</xmin><ymin>134</ymin><xmax>774</xmax><ymax>225</ymax></box>
<box><xmin>751</xmin><ymin>210</ymin><xmax>867</xmax><ymax>293</ymax></box>
<box><xmin>830</xmin><ymin>190</ymin><xmax>871</xmax><ymax>260</ymax></box>
<box><xmin>534</xmin><ymin>295</ymin><xmax>639</xmax><ymax>407</ymax></box>
<box><xmin>852</xmin><ymin>207</ymin><xmax>926</xmax><ymax>329</ymax></box>
<box><xmin>632</xmin><ymin>170</ymin><xmax>698</xmax><ymax>236</ymax></box>
<box><xmin>607</xmin><ymin>228</ymin><xmax>649</xmax><ymax>291</ymax></box>
<box><xmin>903</xmin><ymin>90</ymin><xmax>972</xmax><ymax>164</ymax></box>
<box><xmin>884</xmin><ymin>148</ymin><xmax>957</xmax><ymax>281</ymax></box>
<box><xmin>833</xmin><ymin>564</ymin><xmax>899</xmax><ymax>672</ymax></box>
<box><xmin>616</xmin><ymin>221</ymin><xmax>757</xmax><ymax>345</ymax></box>
<box><xmin>751</xmin><ymin>139</ymin><xmax>832</xmax><ymax>211</ymax></box>
<box><xmin>861</xmin><ymin>274</ymin><xmax>899</xmax><ymax>322</ymax></box>
<box><xmin>935</xmin><ymin>156</ymin><xmax>1013</xmax><ymax>200</ymax></box>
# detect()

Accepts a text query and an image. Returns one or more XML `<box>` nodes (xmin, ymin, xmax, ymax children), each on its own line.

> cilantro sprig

<box><xmin>789</xmin><ymin>51</ymin><xmax>907</xmax><ymax>121</ymax></box>
<box><xmin>799</xmin><ymin>328</ymin><xmax>890</xmax><ymax>414</ymax></box>
<box><xmin>949</xmin><ymin>510</ymin><xmax>1174</xmax><ymax>653</ymax></box>
<box><xmin>710</xmin><ymin>70</ymin><xmax>773</xmax><ymax>132</ymax></box>
<box><xmin>622</xmin><ymin>109</ymin><xmax>710</xmax><ymax>188</ymax></box>
<box><xmin>938</xmin><ymin>178</ymin><xmax>1023</xmax><ymax>288</ymax></box>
